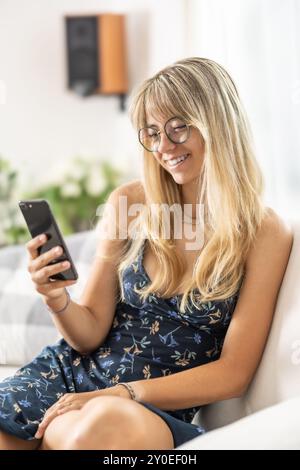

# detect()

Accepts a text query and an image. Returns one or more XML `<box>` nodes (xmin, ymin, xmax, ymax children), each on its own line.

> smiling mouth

<box><xmin>164</xmin><ymin>154</ymin><xmax>190</xmax><ymax>169</ymax></box>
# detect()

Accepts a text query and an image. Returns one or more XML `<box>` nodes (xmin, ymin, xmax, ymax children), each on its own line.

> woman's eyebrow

<box><xmin>145</xmin><ymin>122</ymin><xmax>159</xmax><ymax>128</ymax></box>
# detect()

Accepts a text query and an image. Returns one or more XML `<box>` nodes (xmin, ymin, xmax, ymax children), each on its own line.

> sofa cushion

<box><xmin>0</xmin><ymin>230</ymin><xmax>97</xmax><ymax>366</ymax></box>
<box><xmin>180</xmin><ymin>396</ymin><xmax>300</xmax><ymax>450</ymax></box>
<box><xmin>0</xmin><ymin>365</ymin><xmax>19</xmax><ymax>381</ymax></box>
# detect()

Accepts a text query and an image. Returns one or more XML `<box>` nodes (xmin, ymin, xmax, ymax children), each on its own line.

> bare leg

<box><xmin>39</xmin><ymin>410</ymin><xmax>81</xmax><ymax>450</ymax></box>
<box><xmin>40</xmin><ymin>397</ymin><xmax>174</xmax><ymax>450</ymax></box>
<box><xmin>71</xmin><ymin>397</ymin><xmax>174</xmax><ymax>450</ymax></box>
<box><xmin>0</xmin><ymin>430</ymin><xmax>40</xmax><ymax>450</ymax></box>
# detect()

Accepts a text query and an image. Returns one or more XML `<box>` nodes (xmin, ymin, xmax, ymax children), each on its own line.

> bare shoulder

<box><xmin>108</xmin><ymin>179</ymin><xmax>145</xmax><ymax>205</ymax></box>
<box><xmin>102</xmin><ymin>180</ymin><xmax>145</xmax><ymax>237</ymax></box>
<box><xmin>246</xmin><ymin>207</ymin><xmax>293</xmax><ymax>269</ymax></box>
<box><xmin>261</xmin><ymin>207</ymin><xmax>293</xmax><ymax>237</ymax></box>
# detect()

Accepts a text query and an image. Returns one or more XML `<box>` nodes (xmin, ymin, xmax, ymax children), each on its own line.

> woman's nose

<box><xmin>157</xmin><ymin>132</ymin><xmax>176</xmax><ymax>154</ymax></box>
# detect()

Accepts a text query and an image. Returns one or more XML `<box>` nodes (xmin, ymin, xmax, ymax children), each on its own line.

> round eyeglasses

<box><xmin>138</xmin><ymin>117</ymin><xmax>191</xmax><ymax>153</ymax></box>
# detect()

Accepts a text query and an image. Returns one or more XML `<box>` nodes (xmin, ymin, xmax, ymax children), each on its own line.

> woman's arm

<box><xmin>129</xmin><ymin>209</ymin><xmax>293</xmax><ymax>409</ymax></box>
<box><xmin>46</xmin><ymin>181</ymin><xmax>143</xmax><ymax>354</ymax></box>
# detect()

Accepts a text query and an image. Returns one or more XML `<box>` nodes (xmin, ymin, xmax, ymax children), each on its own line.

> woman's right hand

<box><xmin>26</xmin><ymin>234</ymin><xmax>77</xmax><ymax>302</ymax></box>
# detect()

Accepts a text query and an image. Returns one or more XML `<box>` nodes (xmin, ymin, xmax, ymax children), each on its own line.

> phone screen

<box><xmin>19</xmin><ymin>199</ymin><xmax>78</xmax><ymax>281</ymax></box>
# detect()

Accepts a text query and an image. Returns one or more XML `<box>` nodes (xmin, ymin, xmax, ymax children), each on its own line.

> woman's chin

<box><xmin>171</xmin><ymin>172</ymin><xmax>196</xmax><ymax>185</ymax></box>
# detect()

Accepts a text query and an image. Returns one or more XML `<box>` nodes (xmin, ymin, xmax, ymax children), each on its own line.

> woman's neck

<box><xmin>181</xmin><ymin>179</ymin><xmax>200</xmax><ymax>219</ymax></box>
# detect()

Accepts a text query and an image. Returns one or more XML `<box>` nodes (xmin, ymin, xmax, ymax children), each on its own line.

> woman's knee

<box><xmin>65</xmin><ymin>396</ymin><xmax>146</xmax><ymax>450</ymax></box>
<box><xmin>40</xmin><ymin>409</ymin><xmax>82</xmax><ymax>450</ymax></box>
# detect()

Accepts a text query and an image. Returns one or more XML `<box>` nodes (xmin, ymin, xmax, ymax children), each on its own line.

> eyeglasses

<box><xmin>138</xmin><ymin>116</ymin><xmax>191</xmax><ymax>153</ymax></box>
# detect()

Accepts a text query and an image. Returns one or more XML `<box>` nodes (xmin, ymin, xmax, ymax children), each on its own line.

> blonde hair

<box><xmin>118</xmin><ymin>57</ymin><xmax>266</xmax><ymax>313</ymax></box>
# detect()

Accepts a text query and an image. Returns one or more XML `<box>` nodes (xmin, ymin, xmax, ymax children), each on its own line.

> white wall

<box><xmin>186</xmin><ymin>0</ymin><xmax>300</xmax><ymax>220</ymax></box>
<box><xmin>0</xmin><ymin>0</ymin><xmax>186</xmax><ymax>190</ymax></box>
<box><xmin>1</xmin><ymin>0</ymin><xmax>299</xmax><ymax>221</ymax></box>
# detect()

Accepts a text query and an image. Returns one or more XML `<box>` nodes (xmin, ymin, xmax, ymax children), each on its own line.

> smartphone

<box><xmin>19</xmin><ymin>199</ymin><xmax>78</xmax><ymax>281</ymax></box>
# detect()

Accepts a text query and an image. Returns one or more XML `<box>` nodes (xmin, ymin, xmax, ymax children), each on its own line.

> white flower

<box><xmin>87</xmin><ymin>167</ymin><xmax>107</xmax><ymax>196</ymax></box>
<box><xmin>67</xmin><ymin>163</ymin><xmax>85</xmax><ymax>181</ymax></box>
<box><xmin>41</xmin><ymin>160</ymin><xmax>83</xmax><ymax>188</ymax></box>
<box><xmin>61</xmin><ymin>182</ymin><xmax>81</xmax><ymax>197</ymax></box>
<box><xmin>54</xmin><ymin>161</ymin><xmax>72</xmax><ymax>182</ymax></box>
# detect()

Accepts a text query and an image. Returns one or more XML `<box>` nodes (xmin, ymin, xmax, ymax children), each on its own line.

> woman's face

<box><xmin>146</xmin><ymin>114</ymin><xmax>205</xmax><ymax>186</ymax></box>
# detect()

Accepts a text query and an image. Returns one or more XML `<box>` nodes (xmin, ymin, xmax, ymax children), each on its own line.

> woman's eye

<box><xmin>148</xmin><ymin>130</ymin><xmax>158</xmax><ymax>137</ymax></box>
<box><xmin>173</xmin><ymin>125</ymin><xmax>186</xmax><ymax>132</ymax></box>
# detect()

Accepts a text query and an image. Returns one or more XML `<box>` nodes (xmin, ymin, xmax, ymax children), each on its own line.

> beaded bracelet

<box><xmin>118</xmin><ymin>382</ymin><xmax>137</xmax><ymax>401</ymax></box>
<box><xmin>46</xmin><ymin>288</ymin><xmax>71</xmax><ymax>315</ymax></box>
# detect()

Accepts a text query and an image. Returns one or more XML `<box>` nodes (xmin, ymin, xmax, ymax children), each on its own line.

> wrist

<box><xmin>45</xmin><ymin>289</ymin><xmax>71</xmax><ymax>315</ymax></box>
<box><xmin>116</xmin><ymin>384</ymin><xmax>132</xmax><ymax>399</ymax></box>
<box><xmin>92</xmin><ymin>386</ymin><xmax>131</xmax><ymax>400</ymax></box>
<box><xmin>44</xmin><ymin>289</ymin><xmax>65</xmax><ymax>306</ymax></box>
<box><xmin>117</xmin><ymin>382</ymin><xmax>138</xmax><ymax>401</ymax></box>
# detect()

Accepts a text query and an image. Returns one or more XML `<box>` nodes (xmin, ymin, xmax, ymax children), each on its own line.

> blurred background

<box><xmin>0</xmin><ymin>0</ymin><xmax>299</xmax><ymax>247</ymax></box>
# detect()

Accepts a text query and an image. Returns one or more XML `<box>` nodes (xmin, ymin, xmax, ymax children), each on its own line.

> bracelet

<box><xmin>118</xmin><ymin>382</ymin><xmax>137</xmax><ymax>401</ymax></box>
<box><xmin>46</xmin><ymin>289</ymin><xmax>71</xmax><ymax>315</ymax></box>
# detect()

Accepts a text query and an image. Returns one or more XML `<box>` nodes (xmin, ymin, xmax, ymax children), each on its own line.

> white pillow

<box><xmin>0</xmin><ymin>230</ymin><xmax>97</xmax><ymax>366</ymax></box>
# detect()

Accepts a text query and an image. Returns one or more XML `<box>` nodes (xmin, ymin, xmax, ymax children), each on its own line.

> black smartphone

<box><xmin>19</xmin><ymin>199</ymin><xmax>78</xmax><ymax>281</ymax></box>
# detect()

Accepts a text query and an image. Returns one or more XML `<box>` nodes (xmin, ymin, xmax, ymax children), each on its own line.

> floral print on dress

<box><xmin>0</xmin><ymin>240</ymin><xmax>240</xmax><ymax>440</ymax></box>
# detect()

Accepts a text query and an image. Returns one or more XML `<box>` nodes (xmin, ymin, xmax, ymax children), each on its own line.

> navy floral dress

<box><xmin>0</xmin><ymin>241</ymin><xmax>241</xmax><ymax>448</ymax></box>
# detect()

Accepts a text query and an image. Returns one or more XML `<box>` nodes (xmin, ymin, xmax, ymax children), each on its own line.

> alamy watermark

<box><xmin>95</xmin><ymin>196</ymin><xmax>205</xmax><ymax>251</ymax></box>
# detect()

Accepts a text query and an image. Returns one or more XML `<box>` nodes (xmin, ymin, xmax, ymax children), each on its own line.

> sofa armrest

<box><xmin>179</xmin><ymin>397</ymin><xmax>300</xmax><ymax>450</ymax></box>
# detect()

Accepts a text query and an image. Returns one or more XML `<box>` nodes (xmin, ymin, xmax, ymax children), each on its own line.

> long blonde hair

<box><xmin>118</xmin><ymin>57</ymin><xmax>266</xmax><ymax>313</ymax></box>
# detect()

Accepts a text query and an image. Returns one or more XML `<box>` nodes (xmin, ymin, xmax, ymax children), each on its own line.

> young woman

<box><xmin>0</xmin><ymin>57</ymin><xmax>293</xmax><ymax>450</ymax></box>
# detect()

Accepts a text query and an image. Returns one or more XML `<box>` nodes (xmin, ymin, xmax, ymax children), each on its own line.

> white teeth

<box><xmin>166</xmin><ymin>155</ymin><xmax>188</xmax><ymax>167</ymax></box>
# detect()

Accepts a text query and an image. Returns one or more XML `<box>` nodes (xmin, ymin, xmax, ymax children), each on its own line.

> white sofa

<box><xmin>180</xmin><ymin>221</ymin><xmax>300</xmax><ymax>450</ymax></box>
<box><xmin>0</xmin><ymin>224</ymin><xmax>299</xmax><ymax>449</ymax></box>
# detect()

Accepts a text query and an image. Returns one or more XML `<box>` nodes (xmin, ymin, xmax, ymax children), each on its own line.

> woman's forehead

<box><xmin>144</xmin><ymin>91</ymin><xmax>181</xmax><ymax>124</ymax></box>
<box><xmin>145</xmin><ymin>111</ymin><xmax>170</xmax><ymax>127</ymax></box>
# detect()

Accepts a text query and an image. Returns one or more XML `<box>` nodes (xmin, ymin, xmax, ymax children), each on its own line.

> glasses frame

<box><xmin>138</xmin><ymin>116</ymin><xmax>191</xmax><ymax>153</ymax></box>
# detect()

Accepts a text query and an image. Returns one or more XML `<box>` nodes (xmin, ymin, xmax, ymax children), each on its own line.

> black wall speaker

<box><xmin>65</xmin><ymin>14</ymin><xmax>128</xmax><ymax>108</ymax></box>
<box><xmin>66</xmin><ymin>16</ymin><xmax>99</xmax><ymax>96</ymax></box>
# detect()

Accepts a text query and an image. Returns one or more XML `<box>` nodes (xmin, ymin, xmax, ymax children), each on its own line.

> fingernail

<box><xmin>39</xmin><ymin>235</ymin><xmax>45</xmax><ymax>241</ymax></box>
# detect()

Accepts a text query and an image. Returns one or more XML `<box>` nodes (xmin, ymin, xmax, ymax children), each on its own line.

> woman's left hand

<box><xmin>34</xmin><ymin>385</ymin><xmax>130</xmax><ymax>440</ymax></box>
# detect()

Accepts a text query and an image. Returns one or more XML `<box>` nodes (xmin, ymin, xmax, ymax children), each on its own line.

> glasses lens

<box><xmin>138</xmin><ymin>117</ymin><xmax>189</xmax><ymax>152</ymax></box>
<box><xmin>165</xmin><ymin>118</ymin><xmax>189</xmax><ymax>144</ymax></box>
<box><xmin>139</xmin><ymin>127</ymin><xmax>159</xmax><ymax>152</ymax></box>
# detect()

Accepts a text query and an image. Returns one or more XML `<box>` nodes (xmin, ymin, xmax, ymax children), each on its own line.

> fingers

<box><xmin>28</xmin><ymin>245</ymin><xmax>64</xmax><ymax>274</ymax></box>
<box><xmin>35</xmin><ymin>278</ymin><xmax>77</xmax><ymax>296</ymax></box>
<box><xmin>35</xmin><ymin>398</ymin><xmax>74</xmax><ymax>439</ymax></box>
<box><xmin>31</xmin><ymin>259</ymin><xmax>71</xmax><ymax>285</ymax></box>
<box><xmin>26</xmin><ymin>235</ymin><xmax>78</xmax><ymax>298</ymax></box>
<box><xmin>27</xmin><ymin>237</ymin><xmax>74</xmax><ymax>285</ymax></box>
<box><xmin>26</xmin><ymin>234</ymin><xmax>47</xmax><ymax>261</ymax></box>
<box><xmin>35</xmin><ymin>405</ymin><xmax>58</xmax><ymax>439</ymax></box>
